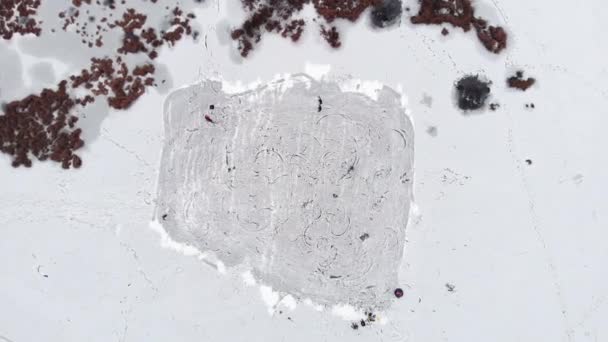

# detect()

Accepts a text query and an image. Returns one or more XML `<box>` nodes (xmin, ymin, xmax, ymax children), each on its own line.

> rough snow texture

<box><xmin>156</xmin><ymin>75</ymin><xmax>414</xmax><ymax>309</ymax></box>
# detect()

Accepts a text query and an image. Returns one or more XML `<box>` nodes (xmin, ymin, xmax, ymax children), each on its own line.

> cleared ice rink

<box><xmin>156</xmin><ymin>75</ymin><xmax>414</xmax><ymax>309</ymax></box>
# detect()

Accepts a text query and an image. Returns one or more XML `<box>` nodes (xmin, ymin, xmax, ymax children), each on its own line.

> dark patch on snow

<box><xmin>371</xmin><ymin>0</ymin><xmax>403</xmax><ymax>28</ymax></box>
<box><xmin>455</xmin><ymin>75</ymin><xmax>491</xmax><ymax>111</ymax></box>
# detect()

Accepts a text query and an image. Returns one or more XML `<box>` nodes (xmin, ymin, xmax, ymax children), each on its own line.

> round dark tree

<box><xmin>371</xmin><ymin>0</ymin><xmax>403</xmax><ymax>28</ymax></box>
<box><xmin>455</xmin><ymin>75</ymin><xmax>492</xmax><ymax>111</ymax></box>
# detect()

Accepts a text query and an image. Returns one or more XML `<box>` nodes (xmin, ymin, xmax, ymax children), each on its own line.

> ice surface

<box><xmin>155</xmin><ymin>74</ymin><xmax>414</xmax><ymax>309</ymax></box>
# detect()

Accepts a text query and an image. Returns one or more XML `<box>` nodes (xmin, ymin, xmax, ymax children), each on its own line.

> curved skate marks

<box><xmin>156</xmin><ymin>75</ymin><xmax>414</xmax><ymax>309</ymax></box>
